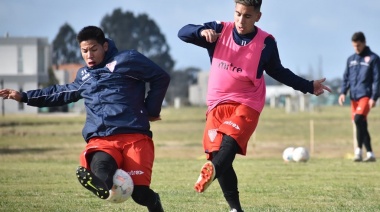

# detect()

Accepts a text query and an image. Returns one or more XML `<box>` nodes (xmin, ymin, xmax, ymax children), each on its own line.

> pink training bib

<box><xmin>207</xmin><ymin>22</ymin><xmax>270</xmax><ymax>113</ymax></box>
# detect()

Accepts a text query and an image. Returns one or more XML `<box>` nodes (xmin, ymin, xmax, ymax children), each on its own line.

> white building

<box><xmin>0</xmin><ymin>36</ymin><xmax>51</xmax><ymax>114</ymax></box>
<box><xmin>189</xmin><ymin>71</ymin><xmax>209</xmax><ymax>106</ymax></box>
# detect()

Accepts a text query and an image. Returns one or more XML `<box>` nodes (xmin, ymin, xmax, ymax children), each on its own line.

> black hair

<box><xmin>351</xmin><ymin>32</ymin><xmax>366</xmax><ymax>43</ymax></box>
<box><xmin>76</xmin><ymin>26</ymin><xmax>107</xmax><ymax>44</ymax></box>
<box><xmin>234</xmin><ymin>0</ymin><xmax>262</xmax><ymax>10</ymax></box>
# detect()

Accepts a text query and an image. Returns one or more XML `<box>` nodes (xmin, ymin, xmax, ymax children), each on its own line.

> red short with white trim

<box><xmin>203</xmin><ymin>103</ymin><xmax>260</xmax><ymax>159</ymax></box>
<box><xmin>79</xmin><ymin>133</ymin><xmax>154</xmax><ymax>186</ymax></box>
<box><xmin>351</xmin><ymin>97</ymin><xmax>370</xmax><ymax>120</ymax></box>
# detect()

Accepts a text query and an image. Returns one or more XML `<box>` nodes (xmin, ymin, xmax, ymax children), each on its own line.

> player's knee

<box><xmin>354</xmin><ymin>114</ymin><xmax>365</xmax><ymax>125</ymax></box>
<box><xmin>89</xmin><ymin>151</ymin><xmax>118</xmax><ymax>188</ymax></box>
<box><xmin>221</xmin><ymin>135</ymin><xmax>239</xmax><ymax>152</ymax></box>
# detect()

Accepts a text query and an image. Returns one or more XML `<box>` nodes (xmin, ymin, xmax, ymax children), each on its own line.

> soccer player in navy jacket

<box><xmin>0</xmin><ymin>26</ymin><xmax>169</xmax><ymax>211</ymax></box>
<box><xmin>339</xmin><ymin>31</ymin><xmax>380</xmax><ymax>162</ymax></box>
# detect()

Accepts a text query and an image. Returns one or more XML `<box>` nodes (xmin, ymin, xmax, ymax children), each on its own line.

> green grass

<box><xmin>1</xmin><ymin>106</ymin><xmax>380</xmax><ymax>211</ymax></box>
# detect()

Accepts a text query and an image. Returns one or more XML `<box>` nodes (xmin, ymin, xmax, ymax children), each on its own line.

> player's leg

<box><xmin>211</xmin><ymin>136</ymin><xmax>243</xmax><ymax>212</ymax></box>
<box><xmin>121</xmin><ymin>134</ymin><xmax>164</xmax><ymax>212</ymax></box>
<box><xmin>195</xmin><ymin>104</ymin><xmax>259</xmax><ymax>193</ymax></box>
<box><xmin>351</xmin><ymin>100</ymin><xmax>363</xmax><ymax>161</ymax></box>
<box><xmin>76</xmin><ymin>151</ymin><xmax>118</xmax><ymax>199</ymax></box>
<box><xmin>212</xmin><ymin>135</ymin><xmax>238</xmax><ymax>178</ymax></box>
<box><xmin>353</xmin><ymin>97</ymin><xmax>375</xmax><ymax>162</ymax></box>
<box><xmin>77</xmin><ymin>136</ymin><xmax>123</xmax><ymax>199</ymax></box>
<box><xmin>194</xmin><ymin>105</ymin><xmax>225</xmax><ymax>193</ymax></box>
<box><xmin>89</xmin><ymin>151</ymin><xmax>118</xmax><ymax>188</ymax></box>
<box><xmin>217</xmin><ymin>165</ymin><xmax>243</xmax><ymax>212</ymax></box>
<box><xmin>132</xmin><ymin>185</ymin><xmax>163</xmax><ymax>212</ymax></box>
<box><xmin>194</xmin><ymin>134</ymin><xmax>238</xmax><ymax>193</ymax></box>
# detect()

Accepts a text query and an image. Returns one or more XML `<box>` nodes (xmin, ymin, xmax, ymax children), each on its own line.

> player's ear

<box><xmin>103</xmin><ymin>41</ymin><xmax>109</xmax><ymax>52</ymax></box>
<box><xmin>255</xmin><ymin>12</ymin><xmax>262</xmax><ymax>22</ymax></box>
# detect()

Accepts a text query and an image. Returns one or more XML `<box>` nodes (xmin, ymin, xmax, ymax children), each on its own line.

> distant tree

<box><xmin>41</xmin><ymin>67</ymin><xmax>59</xmax><ymax>87</ymax></box>
<box><xmin>100</xmin><ymin>9</ymin><xmax>174</xmax><ymax>74</ymax></box>
<box><xmin>52</xmin><ymin>23</ymin><xmax>82</xmax><ymax>67</ymax></box>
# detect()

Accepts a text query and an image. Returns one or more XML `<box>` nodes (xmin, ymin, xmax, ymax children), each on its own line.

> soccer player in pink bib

<box><xmin>178</xmin><ymin>0</ymin><xmax>331</xmax><ymax>211</ymax></box>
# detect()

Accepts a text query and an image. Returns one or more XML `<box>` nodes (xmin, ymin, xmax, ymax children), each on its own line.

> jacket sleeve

<box><xmin>178</xmin><ymin>21</ymin><xmax>223</xmax><ymax>50</ymax></box>
<box><xmin>126</xmin><ymin>51</ymin><xmax>170</xmax><ymax>118</ymax></box>
<box><xmin>340</xmin><ymin>58</ymin><xmax>351</xmax><ymax>95</ymax></box>
<box><xmin>23</xmin><ymin>77</ymin><xmax>82</xmax><ymax>107</ymax></box>
<box><xmin>264</xmin><ymin>37</ymin><xmax>314</xmax><ymax>94</ymax></box>
<box><xmin>370</xmin><ymin>56</ymin><xmax>380</xmax><ymax>101</ymax></box>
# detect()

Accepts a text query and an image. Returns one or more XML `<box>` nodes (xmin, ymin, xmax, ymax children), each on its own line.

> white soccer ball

<box><xmin>292</xmin><ymin>147</ymin><xmax>310</xmax><ymax>162</ymax></box>
<box><xmin>282</xmin><ymin>147</ymin><xmax>295</xmax><ymax>162</ymax></box>
<box><xmin>107</xmin><ymin>169</ymin><xmax>134</xmax><ymax>203</ymax></box>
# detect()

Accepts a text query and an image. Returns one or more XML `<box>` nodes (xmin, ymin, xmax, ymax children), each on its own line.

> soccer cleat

<box><xmin>353</xmin><ymin>155</ymin><xmax>362</xmax><ymax>162</ymax></box>
<box><xmin>363</xmin><ymin>156</ymin><xmax>376</xmax><ymax>162</ymax></box>
<box><xmin>194</xmin><ymin>161</ymin><xmax>216</xmax><ymax>193</ymax></box>
<box><xmin>76</xmin><ymin>166</ymin><xmax>110</xmax><ymax>199</ymax></box>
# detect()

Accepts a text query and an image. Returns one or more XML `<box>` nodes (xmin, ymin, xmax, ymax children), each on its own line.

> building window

<box><xmin>18</xmin><ymin>87</ymin><xmax>24</xmax><ymax>110</ymax></box>
<box><xmin>38</xmin><ymin>46</ymin><xmax>45</xmax><ymax>73</ymax></box>
<box><xmin>17</xmin><ymin>46</ymin><xmax>23</xmax><ymax>73</ymax></box>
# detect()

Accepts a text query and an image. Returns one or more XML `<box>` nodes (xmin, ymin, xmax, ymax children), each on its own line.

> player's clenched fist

<box><xmin>201</xmin><ymin>29</ymin><xmax>220</xmax><ymax>43</ymax></box>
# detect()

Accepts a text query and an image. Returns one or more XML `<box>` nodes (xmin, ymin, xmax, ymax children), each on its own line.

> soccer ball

<box><xmin>282</xmin><ymin>147</ymin><xmax>295</xmax><ymax>162</ymax></box>
<box><xmin>292</xmin><ymin>147</ymin><xmax>310</xmax><ymax>162</ymax></box>
<box><xmin>107</xmin><ymin>169</ymin><xmax>134</xmax><ymax>203</ymax></box>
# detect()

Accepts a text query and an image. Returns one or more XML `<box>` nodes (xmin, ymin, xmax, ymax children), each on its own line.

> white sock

<box><xmin>355</xmin><ymin>148</ymin><xmax>362</xmax><ymax>156</ymax></box>
<box><xmin>367</xmin><ymin>152</ymin><xmax>375</xmax><ymax>158</ymax></box>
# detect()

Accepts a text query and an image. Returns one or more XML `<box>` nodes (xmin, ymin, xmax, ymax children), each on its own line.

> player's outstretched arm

<box><xmin>0</xmin><ymin>89</ymin><xmax>22</xmax><ymax>102</ymax></box>
<box><xmin>313</xmin><ymin>78</ymin><xmax>332</xmax><ymax>96</ymax></box>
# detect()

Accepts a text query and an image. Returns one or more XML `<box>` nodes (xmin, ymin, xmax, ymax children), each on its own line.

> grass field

<box><xmin>1</xmin><ymin>106</ymin><xmax>380</xmax><ymax>211</ymax></box>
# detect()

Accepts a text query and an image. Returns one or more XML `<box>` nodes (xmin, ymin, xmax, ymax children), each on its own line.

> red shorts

<box><xmin>351</xmin><ymin>97</ymin><xmax>370</xmax><ymax>120</ymax></box>
<box><xmin>79</xmin><ymin>133</ymin><xmax>154</xmax><ymax>186</ymax></box>
<box><xmin>203</xmin><ymin>103</ymin><xmax>260</xmax><ymax>159</ymax></box>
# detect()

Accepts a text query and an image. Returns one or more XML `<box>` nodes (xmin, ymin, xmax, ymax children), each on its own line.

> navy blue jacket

<box><xmin>178</xmin><ymin>21</ymin><xmax>314</xmax><ymax>94</ymax></box>
<box><xmin>22</xmin><ymin>39</ymin><xmax>170</xmax><ymax>141</ymax></box>
<box><xmin>340</xmin><ymin>46</ymin><xmax>380</xmax><ymax>101</ymax></box>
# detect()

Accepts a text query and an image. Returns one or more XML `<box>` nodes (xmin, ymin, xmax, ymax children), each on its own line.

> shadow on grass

<box><xmin>0</xmin><ymin>147</ymin><xmax>59</xmax><ymax>155</ymax></box>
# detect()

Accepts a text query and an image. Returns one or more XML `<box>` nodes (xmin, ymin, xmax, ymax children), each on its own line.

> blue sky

<box><xmin>1</xmin><ymin>0</ymin><xmax>380</xmax><ymax>80</ymax></box>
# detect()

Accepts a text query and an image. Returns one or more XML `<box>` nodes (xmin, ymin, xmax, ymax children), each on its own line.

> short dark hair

<box><xmin>76</xmin><ymin>26</ymin><xmax>107</xmax><ymax>44</ymax></box>
<box><xmin>351</xmin><ymin>32</ymin><xmax>366</xmax><ymax>43</ymax></box>
<box><xmin>234</xmin><ymin>0</ymin><xmax>262</xmax><ymax>10</ymax></box>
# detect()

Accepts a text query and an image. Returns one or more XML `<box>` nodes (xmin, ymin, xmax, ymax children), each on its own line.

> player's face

<box><xmin>234</xmin><ymin>3</ymin><xmax>261</xmax><ymax>35</ymax></box>
<box><xmin>80</xmin><ymin>39</ymin><xmax>108</xmax><ymax>68</ymax></box>
<box><xmin>352</xmin><ymin>41</ymin><xmax>366</xmax><ymax>54</ymax></box>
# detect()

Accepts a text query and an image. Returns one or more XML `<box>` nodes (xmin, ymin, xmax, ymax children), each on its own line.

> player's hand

<box><xmin>313</xmin><ymin>78</ymin><xmax>332</xmax><ymax>96</ymax></box>
<box><xmin>0</xmin><ymin>89</ymin><xmax>22</xmax><ymax>102</ymax></box>
<box><xmin>369</xmin><ymin>99</ymin><xmax>376</xmax><ymax>108</ymax></box>
<box><xmin>338</xmin><ymin>94</ymin><xmax>345</xmax><ymax>106</ymax></box>
<box><xmin>200</xmin><ymin>29</ymin><xmax>220</xmax><ymax>43</ymax></box>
